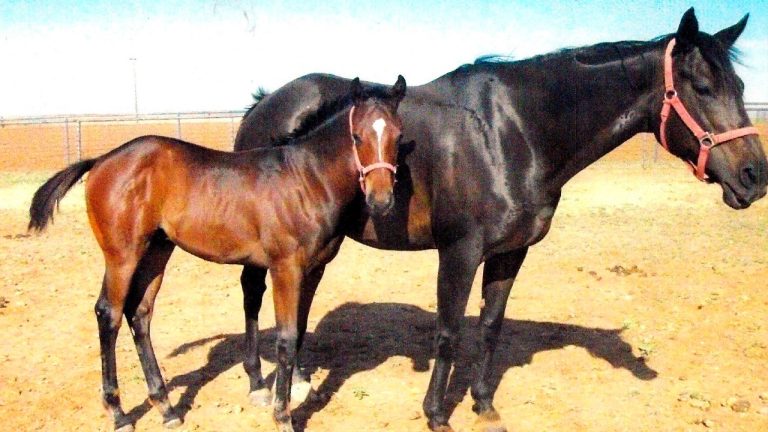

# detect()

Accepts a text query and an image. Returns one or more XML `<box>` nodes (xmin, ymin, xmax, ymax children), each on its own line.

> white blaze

<box><xmin>372</xmin><ymin>118</ymin><xmax>387</xmax><ymax>161</ymax></box>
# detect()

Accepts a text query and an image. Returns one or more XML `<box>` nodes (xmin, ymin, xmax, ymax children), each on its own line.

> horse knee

<box><xmin>94</xmin><ymin>299</ymin><xmax>121</xmax><ymax>332</ymax></box>
<box><xmin>434</xmin><ymin>330</ymin><xmax>458</xmax><ymax>359</ymax></box>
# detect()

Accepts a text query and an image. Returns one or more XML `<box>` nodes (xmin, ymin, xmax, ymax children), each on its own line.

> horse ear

<box><xmin>675</xmin><ymin>7</ymin><xmax>699</xmax><ymax>50</ymax></box>
<box><xmin>350</xmin><ymin>77</ymin><xmax>364</xmax><ymax>105</ymax></box>
<box><xmin>714</xmin><ymin>14</ymin><xmax>748</xmax><ymax>48</ymax></box>
<box><xmin>388</xmin><ymin>75</ymin><xmax>407</xmax><ymax>109</ymax></box>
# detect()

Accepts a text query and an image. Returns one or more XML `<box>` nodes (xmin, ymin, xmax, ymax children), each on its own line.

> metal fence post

<box><xmin>64</xmin><ymin>119</ymin><xmax>71</xmax><ymax>164</ymax></box>
<box><xmin>177</xmin><ymin>113</ymin><xmax>182</xmax><ymax>139</ymax></box>
<box><xmin>76</xmin><ymin>120</ymin><xmax>82</xmax><ymax>161</ymax></box>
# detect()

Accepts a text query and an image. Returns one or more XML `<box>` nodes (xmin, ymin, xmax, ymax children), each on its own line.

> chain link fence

<box><xmin>1</xmin><ymin>104</ymin><xmax>766</xmax><ymax>171</ymax></box>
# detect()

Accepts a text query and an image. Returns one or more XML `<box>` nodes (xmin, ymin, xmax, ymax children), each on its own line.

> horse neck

<box><xmin>517</xmin><ymin>44</ymin><xmax>666</xmax><ymax>190</ymax></box>
<box><xmin>286</xmin><ymin>112</ymin><xmax>360</xmax><ymax>202</ymax></box>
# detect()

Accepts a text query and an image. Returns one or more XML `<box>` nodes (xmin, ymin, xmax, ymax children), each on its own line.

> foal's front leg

<box><xmin>269</xmin><ymin>260</ymin><xmax>304</xmax><ymax>432</ymax></box>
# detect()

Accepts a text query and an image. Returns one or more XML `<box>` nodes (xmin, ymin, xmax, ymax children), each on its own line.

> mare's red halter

<box><xmin>659</xmin><ymin>38</ymin><xmax>758</xmax><ymax>181</ymax></box>
<box><xmin>349</xmin><ymin>106</ymin><xmax>398</xmax><ymax>192</ymax></box>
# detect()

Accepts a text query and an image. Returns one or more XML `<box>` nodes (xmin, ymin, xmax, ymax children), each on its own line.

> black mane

<box><xmin>474</xmin><ymin>32</ymin><xmax>741</xmax><ymax>73</ymax></box>
<box><xmin>243</xmin><ymin>87</ymin><xmax>270</xmax><ymax>118</ymax></box>
<box><xmin>271</xmin><ymin>87</ymin><xmax>392</xmax><ymax>146</ymax></box>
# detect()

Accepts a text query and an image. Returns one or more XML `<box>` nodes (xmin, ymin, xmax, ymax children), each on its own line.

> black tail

<box><xmin>28</xmin><ymin>158</ymin><xmax>97</xmax><ymax>232</ymax></box>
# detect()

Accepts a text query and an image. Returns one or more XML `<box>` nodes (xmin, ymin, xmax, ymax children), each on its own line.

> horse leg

<box><xmin>95</xmin><ymin>258</ymin><xmax>140</xmax><ymax>432</ymax></box>
<box><xmin>269</xmin><ymin>260</ymin><xmax>303</xmax><ymax>432</ymax></box>
<box><xmin>471</xmin><ymin>248</ymin><xmax>528</xmax><ymax>432</ymax></box>
<box><xmin>240</xmin><ymin>264</ymin><xmax>271</xmax><ymax>406</ymax></box>
<box><xmin>423</xmin><ymin>241</ymin><xmax>482</xmax><ymax>432</ymax></box>
<box><xmin>123</xmin><ymin>237</ymin><xmax>180</xmax><ymax>428</ymax></box>
<box><xmin>289</xmin><ymin>264</ymin><xmax>325</xmax><ymax>405</ymax></box>
<box><xmin>292</xmin><ymin>236</ymin><xmax>342</xmax><ymax>405</ymax></box>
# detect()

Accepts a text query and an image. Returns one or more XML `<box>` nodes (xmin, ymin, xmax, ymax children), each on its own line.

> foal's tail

<box><xmin>28</xmin><ymin>158</ymin><xmax>97</xmax><ymax>232</ymax></box>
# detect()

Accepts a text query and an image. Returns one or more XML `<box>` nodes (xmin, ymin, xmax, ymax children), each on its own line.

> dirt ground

<box><xmin>1</xmin><ymin>132</ymin><xmax>768</xmax><ymax>432</ymax></box>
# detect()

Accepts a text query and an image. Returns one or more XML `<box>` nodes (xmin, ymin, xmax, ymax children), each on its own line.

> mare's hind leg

<box><xmin>123</xmin><ymin>235</ymin><xmax>181</xmax><ymax>428</ymax></box>
<box><xmin>95</xmin><ymin>257</ymin><xmax>141</xmax><ymax>432</ymax></box>
<box><xmin>241</xmin><ymin>264</ymin><xmax>272</xmax><ymax>406</ymax></box>
<box><xmin>470</xmin><ymin>248</ymin><xmax>528</xmax><ymax>432</ymax></box>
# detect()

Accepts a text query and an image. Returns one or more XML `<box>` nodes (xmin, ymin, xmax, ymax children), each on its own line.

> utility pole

<box><xmin>129</xmin><ymin>57</ymin><xmax>138</xmax><ymax>119</ymax></box>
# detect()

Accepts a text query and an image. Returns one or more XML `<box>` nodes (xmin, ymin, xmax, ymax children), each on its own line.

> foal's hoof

<box><xmin>473</xmin><ymin>410</ymin><xmax>507</xmax><ymax>432</ymax></box>
<box><xmin>276</xmin><ymin>422</ymin><xmax>295</xmax><ymax>432</ymax></box>
<box><xmin>115</xmin><ymin>424</ymin><xmax>135</xmax><ymax>432</ymax></box>
<box><xmin>163</xmin><ymin>417</ymin><xmax>183</xmax><ymax>429</ymax></box>
<box><xmin>249</xmin><ymin>388</ymin><xmax>273</xmax><ymax>407</ymax></box>
<box><xmin>290</xmin><ymin>380</ymin><xmax>314</xmax><ymax>406</ymax></box>
<box><xmin>432</xmin><ymin>425</ymin><xmax>455</xmax><ymax>432</ymax></box>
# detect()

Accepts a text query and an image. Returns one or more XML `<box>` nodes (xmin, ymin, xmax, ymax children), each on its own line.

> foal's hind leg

<box><xmin>123</xmin><ymin>236</ymin><xmax>181</xmax><ymax>428</ymax></box>
<box><xmin>240</xmin><ymin>264</ymin><xmax>271</xmax><ymax>406</ymax></box>
<box><xmin>470</xmin><ymin>248</ymin><xmax>528</xmax><ymax>432</ymax></box>
<box><xmin>95</xmin><ymin>257</ymin><xmax>141</xmax><ymax>432</ymax></box>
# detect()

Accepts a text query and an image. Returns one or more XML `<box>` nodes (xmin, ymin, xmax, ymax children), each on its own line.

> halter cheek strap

<box><xmin>349</xmin><ymin>106</ymin><xmax>398</xmax><ymax>192</ymax></box>
<box><xmin>659</xmin><ymin>38</ymin><xmax>759</xmax><ymax>181</ymax></box>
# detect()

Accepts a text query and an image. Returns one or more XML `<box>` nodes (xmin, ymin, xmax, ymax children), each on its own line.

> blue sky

<box><xmin>0</xmin><ymin>0</ymin><xmax>765</xmax><ymax>116</ymax></box>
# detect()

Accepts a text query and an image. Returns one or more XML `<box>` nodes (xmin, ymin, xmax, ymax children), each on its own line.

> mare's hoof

<box><xmin>163</xmin><ymin>417</ymin><xmax>183</xmax><ymax>429</ymax></box>
<box><xmin>290</xmin><ymin>380</ymin><xmax>314</xmax><ymax>406</ymax></box>
<box><xmin>249</xmin><ymin>388</ymin><xmax>273</xmax><ymax>407</ymax></box>
<box><xmin>474</xmin><ymin>410</ymin><xmax>507</xmax><ymax>432</ymax></box>
<box><xmin>115</xmin><ymin>424</ymin><xmax>135</xmax><ymax>432</ymax></box>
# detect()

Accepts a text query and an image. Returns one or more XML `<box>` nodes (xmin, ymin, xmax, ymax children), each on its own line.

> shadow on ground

<box><xmin>126</xmin><ymin>301</ymin><xmax>657</xmax><ymax>430</ymax></box>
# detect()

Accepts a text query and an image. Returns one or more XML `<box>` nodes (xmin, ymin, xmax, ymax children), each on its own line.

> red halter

<box><xmin>349</xmin><ymin>106</ymin><xmax>398</xmax><ymax>192</ymax></box>
<box><xmin>659</xmin><ymin>38</ymin><xmax>759</xmax><ymax>181</ymax></box>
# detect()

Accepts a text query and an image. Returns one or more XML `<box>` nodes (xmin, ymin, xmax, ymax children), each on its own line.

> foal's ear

<box><xmin>388</xmin><ymin>75</ymin><xmax>407</xmax><ymax>109</ymax></box>
<box><xmin>675</xmin><ymin>7</ymin><xmax>699</xmax><ymax>52</ymax></box>
<box><xmin>350</xmin><ymin>77</ymin><xmax>365</xmax><ymax>106</ymax></box>
<box><xmin>714</xmin><ymin>14</ymin><xmax>748</xmax><ymax>48</ymax></box>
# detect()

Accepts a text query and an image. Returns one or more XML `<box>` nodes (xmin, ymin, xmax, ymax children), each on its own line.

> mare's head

<box><xmin>658</xmin><ymin>8</ymin><xmax>766</xmax><ymax>209</ymax></box>
<box><xmin>348</xmin><ymin>75</ymin><xmax>406</xmax><ymax>215</ymax></box>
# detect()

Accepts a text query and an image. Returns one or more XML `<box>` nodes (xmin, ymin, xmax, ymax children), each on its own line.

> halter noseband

<box><xmin>349</xmin><ymin>105</ymin><xmax>398</xmax><ymax>192</ymax></box>
<box><xmin>659</xmin><ymin>38</ymin><xmax>759</xmax><ymax>181</ymax></box>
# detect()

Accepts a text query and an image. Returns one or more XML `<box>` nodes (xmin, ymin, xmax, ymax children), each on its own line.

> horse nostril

<box><xmin>740</xmin><ymin>164</ymin><xmax>758</xmax><ymax>189</ymax></box>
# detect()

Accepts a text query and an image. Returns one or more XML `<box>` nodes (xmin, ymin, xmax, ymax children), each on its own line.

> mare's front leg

<box><xmin>269</xmin><ymin>259</ymin><xmax>304</xmax><ymax>432</ymax></box>
<box><xmin>471</xmin><ymin>248</ymin><xmax>528</xmax><ymax>432</ymax></box>
<box><xmin>240</xmin><ymin>265</ymin><xmax>272</xmax><ymax>406</ymax></box>
<box><xmin>423</xmin><ymin>239</ymin><xmax>483</xmax><ymax>432</ymax></box>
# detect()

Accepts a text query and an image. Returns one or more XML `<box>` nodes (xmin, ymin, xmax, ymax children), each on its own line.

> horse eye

<box><xmin>352</xmin><ymin>134</ymin><xmax>362</xmax><ymax>145</ymax></box>
<box><xmin>692</xmin><ymin>82</ymin><xmax>713</xmax><ymax>96</ymax></box>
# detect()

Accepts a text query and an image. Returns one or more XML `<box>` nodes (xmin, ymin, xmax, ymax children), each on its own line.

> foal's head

<box><xmin>348</xmin><ymin>75</ymin><xmax>406</xmax><ymax>215</ymax></box>
<box><xmin>658</xmin><ymin>8</ymin><xmax>766</xmax><ymax>208</ymax></box>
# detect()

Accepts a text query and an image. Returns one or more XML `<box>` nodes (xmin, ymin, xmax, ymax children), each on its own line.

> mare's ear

<box><xmin>350</xmin><ymin>77</ymin><xmax>365</xmax><ymax>106</ymax></box>
<box><xmin>388</xmin><ymin>75</ymin><xmax>407</xmax><ymax>109</ymax></box>
<box><xmin>675</xmin><ymin>7</ymin><xmax>699</xmax><ymax>52</ymax></box>
<box><xmin>714</xmin><ymin>14</ymin><xmax>748</xmax><ymax>48</ymax></box>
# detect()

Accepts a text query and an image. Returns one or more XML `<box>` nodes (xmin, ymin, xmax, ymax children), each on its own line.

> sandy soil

<box><xmin>1</xmin><ymin>133</ymin><xmax>768</xmax><ymax>432</ymax></box>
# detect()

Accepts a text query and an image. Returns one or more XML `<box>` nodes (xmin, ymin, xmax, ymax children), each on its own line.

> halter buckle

<box><xmin>664</xmin><ymin>89</ymin><xmax>677</xmax><ymax>101</ymax></box>
<box><xmin>699</xmin><ymin>132</ymin><xmax>714</xmax><ymax>148</ymax></box>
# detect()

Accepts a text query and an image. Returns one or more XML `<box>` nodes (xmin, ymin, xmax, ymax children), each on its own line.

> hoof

<box><xmin>474</xmin><ymin>410</ymin><xmax>507</xmax><ymax>432</ymax></box>
<box><xmin>163</xmin><ymin>417</ymin><xmax>183</xmax><ymax>429</ymax></box>
<box><xmin>276</xmin><ymin>422</ymin><xmax>295</xmax><ymax>432</ymax></box>
<box><xmin>290</xmin><ymin>380</ymin><xmax>314</xmax><ymax>406</ymax></box>
<box><xmin>249</xmin><ymin>388</ymin><xmax>273</xmax><ymax>407</ymax></box>
<box><xmin>432</xmin><ymin>425</ymin><xmax>455</xmax><ymax>432</ymax></box>
<box><xmin>115</xmin><ymin>424</ymin><xmax>135</xmax><ymax>432</ymax></box>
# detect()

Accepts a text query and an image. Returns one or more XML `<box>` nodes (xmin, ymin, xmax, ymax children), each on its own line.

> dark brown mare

<box><xmin>28</xmin><ymin>77</ymin><xmax>406</xmax><ymax>432</ymax></box>
<box><xmin>234</xmin><ymin>9</ymin><xmax>766</xmax><ymax>432</ymax></box>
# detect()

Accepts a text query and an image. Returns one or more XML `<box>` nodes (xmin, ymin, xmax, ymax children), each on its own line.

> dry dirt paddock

<box><xmin>1</xmin><ymin>132</ymin><xmax>768</xmax><ymax>432</ymax></box>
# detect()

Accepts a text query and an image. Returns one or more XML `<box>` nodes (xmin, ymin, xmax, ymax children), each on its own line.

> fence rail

<box><xmin>0</xmin><ymin>104</ymin><xmax>766</xmax><ymax>171</ymax></box>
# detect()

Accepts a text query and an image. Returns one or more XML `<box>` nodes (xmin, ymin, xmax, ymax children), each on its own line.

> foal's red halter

<box><xmin>349</xmin><ymin>106</ymin><xmax>398</xmax><ymax>192</ymax></box>
<box><xmin>659</xmin><ymin>38</ymin><xmax>759</xmax><ymax>181</ymax></box>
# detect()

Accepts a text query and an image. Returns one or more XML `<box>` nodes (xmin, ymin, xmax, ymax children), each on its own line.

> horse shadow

<box><xmin>133</xmin><ymin>302</ymin><xmax>657</xmax><ymax>430</ymax></box>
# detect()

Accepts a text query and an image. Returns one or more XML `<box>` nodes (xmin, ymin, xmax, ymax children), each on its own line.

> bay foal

<box><xmin>29</xmin><ymin>76</ymin><xmax>406</xmax><ymax>432</ymax></box>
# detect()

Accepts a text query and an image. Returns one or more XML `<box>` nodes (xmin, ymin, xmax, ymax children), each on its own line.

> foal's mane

<box><xmin>271</xmin><ymin>87</ymin><xmax>392</xmax><ymax>146</ymax></box>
